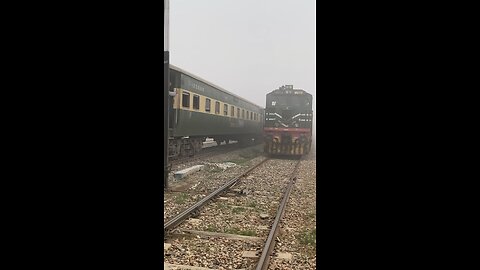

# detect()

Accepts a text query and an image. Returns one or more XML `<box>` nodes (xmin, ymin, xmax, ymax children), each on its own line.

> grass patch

<box><xmin>247</xmin><ymin>201</ymin><xmax>257</xmax><ymax>208</ymax></box>
<box><xmin>174</xmin><ymin>193</ymin><xmax>189</xmax><ymax>204</ymax></box>
<box><xmin>306</xmin><ymin>212</ymin><xmax>316</xmax><ymax>219</ymax></box>
<box><xmin>209</xmin><ymin>167</ymin><xmax>223</xmax><ymax>173</ymax></box>
<box><xmin>227</xmin><ymin>148</ymin><xmax>262</xmax><ymax>164</ymax></box>
<box><xmin>239</xmin><ymin>149</ymin><xmax>260</xmax><ymax>159</ymax></box>
<box><xmin>226</xmin><ymin>158</ymin><xmax>248</xmax><ymax>165</ymax></box>
<box><xmin>206</xmin><ymin>225</ymin><xmax>218</xmax><ymax>232</ymax></box>
<box><xmin>224</xmin><ymin>227</ymin><xmax>257</xmax><ymax>236</ymax></box>
<box><xmin>216</xmin><ymin>203</ymin><xmax>230</xmax><ymax>210</ymax></box>
<box><xmin>297</xmin><ymin>228</ymin><xmax>316</xmax><ymax>246</ymax></box>
<box><xmin>232</xmin><ymin>207</ymin><xmax>247</xmax><ymax>214</ymax></box>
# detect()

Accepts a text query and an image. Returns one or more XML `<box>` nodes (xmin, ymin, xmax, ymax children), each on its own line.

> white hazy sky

<box><xmin>168</xmin><ymin>0</ymin><xmax>316</xmax><ymax>139</ymax></box>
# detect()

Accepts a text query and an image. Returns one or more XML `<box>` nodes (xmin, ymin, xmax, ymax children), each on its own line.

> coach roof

<box><xmin>170</xmin><ymin>64</ymin><xmax>263</xmax><ymax>109</ymax></box>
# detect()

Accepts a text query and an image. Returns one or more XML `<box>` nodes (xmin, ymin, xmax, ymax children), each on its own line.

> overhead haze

<box><xmin>169</xmin><ymin>0</ymin><xmax>316</xmax><ymax>138</ymax></box>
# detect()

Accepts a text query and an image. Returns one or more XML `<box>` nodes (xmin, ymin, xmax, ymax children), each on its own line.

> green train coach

<box><xmin>167</xmin><ymin>64</ymin><xmax>264</xmax><ymax>158</ymax></box>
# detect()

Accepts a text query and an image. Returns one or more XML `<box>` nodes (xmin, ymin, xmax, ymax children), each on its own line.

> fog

<box><xmin>168</xmin><ymin>0</ymin><xmax>316</xmax><ymax>139</ymax></box>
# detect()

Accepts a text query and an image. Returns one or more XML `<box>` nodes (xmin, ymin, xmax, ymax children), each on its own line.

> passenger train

<box><xmin>167</xmin><ymin>64</ymin><xmax>264</xmax><ymax>158</ymax></box>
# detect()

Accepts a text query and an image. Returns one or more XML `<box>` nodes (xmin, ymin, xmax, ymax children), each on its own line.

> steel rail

<box><xmin>169</xmin><ymin>141</ymin><xmax>263</xmax><ymax>166</ymax></box>
<box><xmin>255</xmin><ymin>158</ymin><xmax>302</xmax><ymax>270</ymax></box>
<box><xmin>164</xmin><ymin>158</ymin><xmax>269</xmax><ymax>232</ymax></box>
<box><xmin>169</xmin><ymin>143</ymin><xmax>240</xmax><ymax>166</ymax></box>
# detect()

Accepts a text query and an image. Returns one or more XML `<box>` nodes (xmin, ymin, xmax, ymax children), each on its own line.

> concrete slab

<box><xmin>276</xmin><ymin>252</ymin><xmax>293</xmax><ymax>261</ymax></box>
<box><xmin>230</xmin><ymin>205</ymin><xmax>254</xmax><ymax>209</ymax></box>
<box><xmin>181</xmin><ymin>229</ymin><xmax>263</xmax><ymax>242</ymax></box>
<box><xmin>164</xmin><ymin>263</ymin><xmax>215</xmax><ymax>270</ymax></box>
<box><xmin>241</xmin><ymin>251</ymin><xmax>259</xmax><ymax>258</ymax></box>
<box><xmin>174</xmin><ymin>165</ymin><xmax>204</xmax><ymax>180</ymax></box>
<box><xmin>187</xmin><ymin>218</ymin><xmax>201</xmax><ymax>225</ymax></box>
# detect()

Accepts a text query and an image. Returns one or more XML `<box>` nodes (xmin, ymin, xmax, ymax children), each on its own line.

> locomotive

<box><xmin>167</xmin><ymin>64</ymin><xmax>264</xmax><ymax>158</ymax></box>
<box><xmin>264</xmin><ymin>85</ymin><xmax>313</xmax><ymax>156</ymax></box>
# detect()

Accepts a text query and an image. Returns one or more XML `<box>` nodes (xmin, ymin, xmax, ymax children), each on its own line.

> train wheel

<box><xmin>179</xmin><ymin>145</ymin><xmax>186</xmax><ymax>157</ymax></box>
<box><xmin>195</xmin><ymin>139</ymin><xmax>202</xmax><ymax>153</ymax></box>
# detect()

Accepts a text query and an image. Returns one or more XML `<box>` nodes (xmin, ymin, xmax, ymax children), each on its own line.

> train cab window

<box><xmin>242</xmin><ymin>109</ymin><xmax>245</xmax><ymax>119</ymax></box>
<box><xmin>231</xmin><ymin>106</ymin><xmax>235</xmax><ymax>117</ymax></box>
<box><xmin>223</xmin><ymin>104</ymin><xmax>228</xmax><ymax>116</ymax></box>
<box><xmin>237</xmin><ymin>108</ymin><xmax>240</xmax><ymax>118</ymax></box>
<box><xmin>182</xmin><ymin>92</ymin><xmax>190</xmax><ymax>108</ymax></box>
<box><xmin>205</xmin><ymin>98</ymin><xmax>211</xmax><ymax>112</ymax></box>
<box><xmin>215</xmin><ymin>101</ymin><xmax>220</xmax><ymax>114</ymax></box>
<box><xmin>193</xmin><ymin>95</ymin><xmax>200</xmax><ymax>110</ymax></box>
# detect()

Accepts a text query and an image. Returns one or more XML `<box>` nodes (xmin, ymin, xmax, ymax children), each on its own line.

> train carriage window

<box><xmin>223</xmin><ymin>104</ymin><xmax>228</xmax><ymax>116</ymax></box>
<box><xmin>231</xmin><ymin>106</ymin><xmax>235</xmax><ymax>117</ymax></box>
<box><xmin>250</xmin><ymin>112</ymin><xmax>253</xmax><ymax>120</ymax></box>
<box><xmin>237</xmin><ymin>108</ymin><xmax>240</xmax><ymax>118</ymax></box>
<box><xmin>205</xmin><ymin>98</ymin><xmax>211</xmax><ymax>112</ymax></box>
<box><xmin>242</xmin><ymin>109</ymin><xmax>245</xmax><ymax>119</ymax></box>
<box><xmin>182</xmin><ymin>92</ymin><xmax>190</xmax><ymax>108</ymax></box>
<box><xmin>215</xmin><ymin>101</ymin><xmax>220</xmax><ymax>114</ymax></box>
<box><xmin>193</xmin><ymin>95</ymin><xmax>200</xmax><ymax>110</ymax></box>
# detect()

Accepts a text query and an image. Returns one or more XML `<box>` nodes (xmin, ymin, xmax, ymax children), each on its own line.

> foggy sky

<box><xmin>169</xmin><ymin>0</ymin><xmax>316</xmax><ymax>136</ymax></box>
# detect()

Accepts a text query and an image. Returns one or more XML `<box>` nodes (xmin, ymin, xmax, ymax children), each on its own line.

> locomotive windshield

<box><xmin>267</xmin><ymin>95</ymin><xmax>312</xmax><ymax>110</ymax></box>
<box><xmin>264</xmin><ymin>91</ymin><xmax>313</xmax><ymax>129</ymax></box>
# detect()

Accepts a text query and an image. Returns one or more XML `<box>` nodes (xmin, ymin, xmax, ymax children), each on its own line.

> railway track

<box><xmin>164</xmin><ymin>157</ymin><xmax>302</xmax><ymax>270</ymax></box>
<box><xmin>169</xmin><ymin>141</ymin><xmax>260</xmax><ymax>167</ymax></box>
<box><xmin>267</xmin><ymin>154</ymin><xmax>316</xmax><ymax>269</ymax></box>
